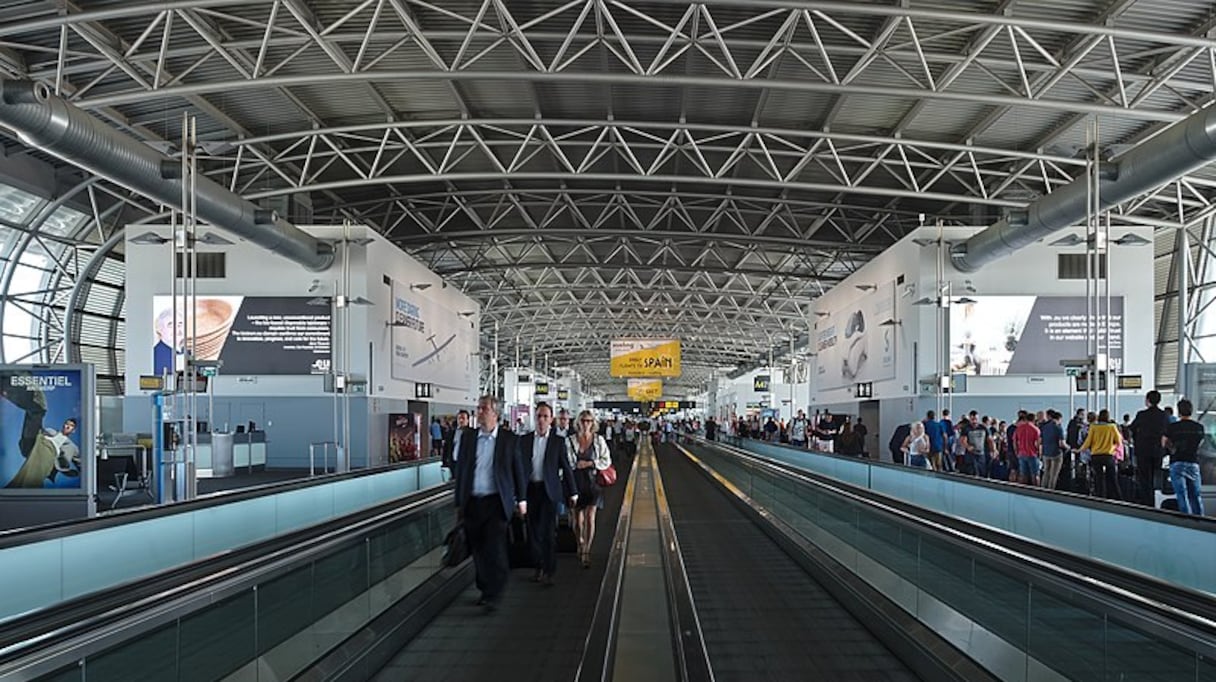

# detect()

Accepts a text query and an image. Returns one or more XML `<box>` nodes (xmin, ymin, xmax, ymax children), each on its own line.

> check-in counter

<box><xmin>194</xmin><ymin>432</ymin><xmax>268</xmax><ymax>477</ymax></box>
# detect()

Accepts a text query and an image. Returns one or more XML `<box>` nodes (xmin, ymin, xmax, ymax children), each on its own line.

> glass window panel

<box><xmin>41</xmin><ymin>205</ymin><xmax>87</xmax><ymax>238</ymax></box>
<box><xmin>0</xmin><ymin>185</ymin><xmax>42</xmax><ymax>224</ymax></box>
<box><xmin>84</xmin><ymin>623</ymin><xmax>179</xmax><ymax>682</ymax></box>
<box><xmin>178</xmin><ymin>590</ymin><xmax>256</xmax><ymax>682</ymax></box>
<box><xmin>256</xmin><ymin>564</ymin><xmax>315</xmax><ymax>655</ymax></box>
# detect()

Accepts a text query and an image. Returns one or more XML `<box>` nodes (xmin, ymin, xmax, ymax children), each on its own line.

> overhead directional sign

<box><xmin>627</xmin><ymin>378</ymin><xmax>662</xmax><ymax>400</ymax></box>
<box><xmin>610</xmin><ymin>338</ymin><xmax>681</xmax><ymax>378</ymax></box>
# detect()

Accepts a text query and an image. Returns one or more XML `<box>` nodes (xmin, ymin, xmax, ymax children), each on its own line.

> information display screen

<box><xmin>949</xmin><ymin>296</ymin><xmax>1124</xmax><ymax>376</ymax></box>
<box><xmin>153</xmin><ymin>296</ymin><xmax>331</xmax><ymax>376</ymax></box>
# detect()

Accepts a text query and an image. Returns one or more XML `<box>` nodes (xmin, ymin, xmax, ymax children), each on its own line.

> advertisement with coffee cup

<box><xmin>153</xmin><ymin>296</ymin><xmax>332</xmax><ymax>376</ymax></box>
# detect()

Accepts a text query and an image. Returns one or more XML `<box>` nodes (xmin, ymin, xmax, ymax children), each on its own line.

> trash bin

<box><xmin>211</xmin><ymin>432</ymin><xmax>235</xmax><ymax>477</ymax></box>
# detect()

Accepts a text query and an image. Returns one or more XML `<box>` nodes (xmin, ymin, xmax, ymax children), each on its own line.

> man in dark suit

<box><xmin>441</xmin><ymin>409</ymin><xmax>471</xmax><ymax>475</ymax></box>
<box><xmin>454</xmin><ymin>395</ymin><xmax>527</xmax><ymax>612</ymax></box>
<box><xmin>889</xmin><ymin>421</ymin><xmax>911</xmax><ymax>465</ymax></box>
<box><xmin>520</xmin><ymin>402</ymin><xmax>578</xmax><ymax>585</ymax></box>
<box><xmin>1130</xmin><ymin>390</ymin><xmax>1169</xmax><ymax>506</ymax></box>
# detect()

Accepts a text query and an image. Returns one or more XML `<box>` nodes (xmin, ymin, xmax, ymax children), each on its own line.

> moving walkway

<box><xmin>2</xmin><ymin>439</ymin><xmax>1211</xmax><ymax>681</ymax></box>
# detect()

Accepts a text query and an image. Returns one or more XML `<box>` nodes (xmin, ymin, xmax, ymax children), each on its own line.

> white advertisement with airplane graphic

<box><xmin>389</xmin><ymin>281</ymin><xmax>477</xmax><ymax>391</ymax></box>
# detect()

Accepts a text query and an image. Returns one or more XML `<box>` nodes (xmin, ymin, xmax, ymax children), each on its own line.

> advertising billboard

<box><xmin>388</xmin><ymin>413</ymin><xmax>421</xmax><ymax>463</ymax></box>
<box><xmin>627</xmin><ymin>379</ymin><xmax>663</xmax><ymax>401</ymax></box>
<box><xmin>815</xmin><ymin>282</ymin><xmax>897</xmax><ymax>389</ymax></box>
<box><xmin>949</xmin><ymin>296</ymin><xmax>1124</xmax><ymax>376</ymax></box>
<box><xmin>610</xmin><ymin>339</ymin><xmax>681</xmax><ymax>378</ymax></box>
<box><xmin>153</xmin><ymin>296</ymin><xmax>331</xmax><ymax>376</ymax></box>
<box><xmin>753</xmin><ymin>375</ymin><xmax>771</xmax><ymax>392</ymax></box>
<box><xmin>390</xmin><ymin>281</ymin><xmax>478</xmax><ymax>391</ymax></box>
<box><xmin>0</xmin><ymin>366</ymin><xmax>90</xmax><ymax>491</ymax></box>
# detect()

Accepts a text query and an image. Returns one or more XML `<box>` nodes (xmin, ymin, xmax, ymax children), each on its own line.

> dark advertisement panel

<box><xmin>0</xmin><ymin>366</ymin><xmax>87</xmax><ymax>491</ymax></box>
<box><xmin>153</xmin><ymin>296</ymin><xmax>332</xmax><ymax>376</ymax></box>
<box><xmin>950</xmin><ymin>296</ymin><xmax>1124</xmax><ymax>376</ymax></box>
<box><xmin>388</xmin><ymin>413</ymin><xmax>421</xmax><ymax>463</ymax></box>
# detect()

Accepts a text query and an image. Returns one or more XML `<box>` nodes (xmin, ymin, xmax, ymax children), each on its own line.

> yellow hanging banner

<box><xmin>610</xmin><ymin>338</ymin><xmax>681</xmax><ymax>377</ymax></box>
<box><xmin>626</xmin><ymin>379</ymin><xmax>663</xmax><ymax>400</ymax></box>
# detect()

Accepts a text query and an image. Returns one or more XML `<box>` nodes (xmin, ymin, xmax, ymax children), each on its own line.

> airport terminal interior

<box><xmin>2</xmin><ymin>1</ymin><xmax>1216</xmax><ymax>680</ymax></box>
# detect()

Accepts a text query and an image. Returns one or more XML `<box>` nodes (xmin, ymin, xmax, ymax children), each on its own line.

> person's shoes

<box><xmin>531</xmin><ymin>569</ymin><xmax>543</xmax><ymax>583</ymax></box>
<box><xmin>481</xmin><ymin>599</ymin><xmax>498</xmax><ymax>614</ymax></box>
<box><xmin>541</xmin><ymin>575</ymin><xmax>555</xmax><ymax>587</ymax></box>
<box><xmin>474</xmin><ymin>595</ymin><xmax>489</xmax><ymax>606</ymax></box>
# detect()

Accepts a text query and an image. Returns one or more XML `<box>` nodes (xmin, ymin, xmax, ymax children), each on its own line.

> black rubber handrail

<box><xmin>0</xmin><ymin>457</ymin><xmax>444</xmax><ymax>550</ymax></box>
<box><xmin>0</xmin><ymin>482</ymin><xmax>454</xmax><ymax>664</ymax></box>
<box><xmin>721</xmin><ymin>434</ymin><xmax>1216</xmax><ymax>530</ymax></box>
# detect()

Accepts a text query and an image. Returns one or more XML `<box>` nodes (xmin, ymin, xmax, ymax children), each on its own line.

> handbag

<box><xmin>441</xmin><ymin>523</ymin><xmax>469</xmax><ymax>567</ymax></box>
<box><xmin>596</xmin><ymin>464</ymin><xmax>618</xmax><ymax>487</ymax></box>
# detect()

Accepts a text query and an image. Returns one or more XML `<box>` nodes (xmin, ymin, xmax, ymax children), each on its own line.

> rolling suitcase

<box><xmin>507</xmin><ymin>515</ymin><xmax>532</xmax><ymax>568</ymax></box>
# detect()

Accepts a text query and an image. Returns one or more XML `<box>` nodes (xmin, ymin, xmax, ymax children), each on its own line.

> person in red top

<box><xmin>1012</xmin><ymin>410</ymin><xmax>1042</xmax><ymax>486</ymax></box>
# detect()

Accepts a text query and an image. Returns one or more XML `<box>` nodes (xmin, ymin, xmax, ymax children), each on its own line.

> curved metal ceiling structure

<box><xmin>1</xmin><ymin>0</ymin><xmax>1216</xmax><ymax>396</ymax></box>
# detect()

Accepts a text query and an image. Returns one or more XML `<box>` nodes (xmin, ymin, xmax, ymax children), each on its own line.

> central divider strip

<box><xmin>609</xmin><ymin>441</ymin><xmax>679</xmax><ymax>682</ymax></box>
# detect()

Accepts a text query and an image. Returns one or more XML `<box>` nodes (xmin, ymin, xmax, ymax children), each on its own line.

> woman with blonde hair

<box><xmin>568</xmin><ymin>410</ymin><xmax>613</xmax><ymax>568</ymax></box>
<box><xmin>904</xmin><ymin>421</ymin><xmax>932</xmax><ymax>470</ymax></box>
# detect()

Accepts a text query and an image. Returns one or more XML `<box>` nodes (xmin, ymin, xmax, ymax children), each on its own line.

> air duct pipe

<box><xmin>0</xmin><ymin>79</ymin><xmax>334</xmax><ymax>271</ymax></box>
<box><xmin>951</xmin><ymin>104</ymin><xmax>1216</xmax><ymax>272</ymax></box>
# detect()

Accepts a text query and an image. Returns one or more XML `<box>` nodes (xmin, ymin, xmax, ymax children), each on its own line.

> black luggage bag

<box><xmin>507</xmin><ymin>515</ymin><xmax>532</xmax><ymax>568</ymax></box>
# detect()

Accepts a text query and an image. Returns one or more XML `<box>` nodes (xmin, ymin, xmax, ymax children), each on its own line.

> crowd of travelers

<box><xmin>728</xmin><ymin>409</ymin><xmax>870</xmax><ymax>457</ymax></box>
<box><xmin>718</xmin><ymin>390</ymin><xmax>1205</xmax><ymax>516</ymax></box>
<box><xmin>437</xmin><ymin>399</ymin><xmax>700</xmax><ymax>613</ymax></box>
<box><xmin>886</xmin><ymin>390</ymin><xmax>1204</xmax><ymax>516</ymax></box>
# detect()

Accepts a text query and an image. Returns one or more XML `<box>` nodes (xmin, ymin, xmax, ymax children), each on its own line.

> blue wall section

<box><xmin>123</xmin><ymin>396</ymin><xmax>372</xmax><ymax>469</ymax></box>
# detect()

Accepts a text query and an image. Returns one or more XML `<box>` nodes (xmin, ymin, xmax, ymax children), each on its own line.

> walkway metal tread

<box><xmin>371</xmin><ymin>456</ymin><xmax>633</xmax><ymax>682</ymax></box>
<box><xmin>656</xmin><ymin>444</ymin><xmax>922</xmax><ymax>682</ymax></box>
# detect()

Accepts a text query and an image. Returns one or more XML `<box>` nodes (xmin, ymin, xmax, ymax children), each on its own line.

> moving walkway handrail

<box><xmin>685</xmin><ymin>437</ymin><xmax>1216</xmax><ymax>653</ymax></box>
<box><xmin>0</xmin><ymin>484</ymin><xmax>454</xmax><ymax>679</ymax></box>
<box><xmin>0</xmin><ymin>456</ymin><xmax>445</xmax><ymax>550</ymax></box>
<box><xmin>696</xmin><ymin>434</ymin><xmax>1216</xmax><ymax>625</ymax></box>
<box><xmin>722</xmin><ymin>433</ymin><xmax>1216</xmax><ymax>531</ymax></box>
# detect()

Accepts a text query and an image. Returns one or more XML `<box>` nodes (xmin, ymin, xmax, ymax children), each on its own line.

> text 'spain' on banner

<box><xmin>0</xmin><ymin>367</ymin><xmax>84</xmax><ymax>490</ymax></box>
<box><xmin>626</xmin><ymin>379</ymin><xmax>663</xmax><ymax>400</ymax></box>
<box><xmin>815</xmin><ymin>283</ymin><xmax>897</xmax><ymax>389</ymax></box>
<box><xmin>390</xmin><ymin>281</ymin><xmax>478</xmax><ymax>391</ymax></box>
<box><xmin>610</xmin><ymin>339</ymin><xmax>681</xmax><ymax>378</ymax></box>
<box><xmin>949</xmin><ymin>296</ymin><xmax>1124</xmax><ymax>376</ymax></box>
<box><xmin>153</xmin><ymin>296</ymin><xmax>331</xmax><ymax>375</ymax></box>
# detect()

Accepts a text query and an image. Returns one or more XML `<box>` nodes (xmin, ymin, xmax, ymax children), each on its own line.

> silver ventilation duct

<box><xmin>951</xmin><ymin>105</ymin><xmax>1216</xmax><ymax>272</ymax></box>
<box><xmin>0</xmin><ymin>79</ymin><xmax>334</xmax><ymax>271</ymax></box>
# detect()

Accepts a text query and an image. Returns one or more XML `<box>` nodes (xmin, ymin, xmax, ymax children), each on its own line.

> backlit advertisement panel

<box><xmin>153</xmin><ymin>296</ymin><xmax>331</xmax><ymax>376</ymax></box>
<box><xmin>949</xmin><ymin>296</ymin><xmax>1124</xmax><ymax>375</ymax></box>
<box><xmin>0</xmin><ymin>366</ymin><xmax>89</xmax><ymax>491</ymax></box>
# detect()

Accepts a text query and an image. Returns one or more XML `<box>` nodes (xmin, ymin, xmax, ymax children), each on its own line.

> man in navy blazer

<box><xmin>520</xmin><ymin>402</ymin><xmax>578</xmax><ymax>584</ymax></box>
<box><xmin>454</xmin><ymin>395</ymin><xmax>527</xmax><ymax>612</ymax></box>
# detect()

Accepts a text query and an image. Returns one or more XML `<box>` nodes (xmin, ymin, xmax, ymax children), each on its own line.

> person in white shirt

<box><xmin>453</xmin><ymin>396</ymin><xmax>526</xmax><ymax>612</ymax></box>
<box><xmin>520</xmin><ymin>402</ymin><xmax>578</xmax><ymax>584</ymax></box>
